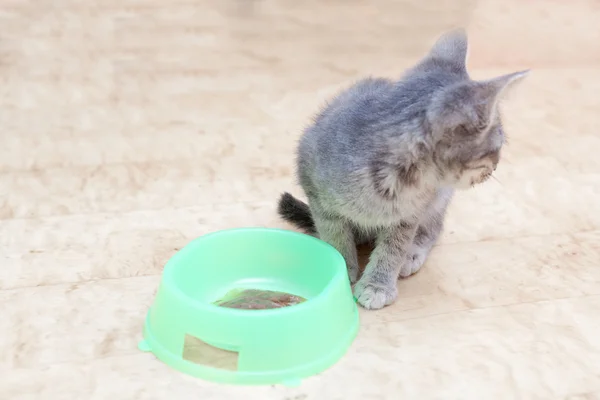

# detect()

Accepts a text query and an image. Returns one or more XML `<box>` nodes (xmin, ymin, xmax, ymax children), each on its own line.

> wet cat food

<box><xmin>214</xmin><ymin>288</ymin><xmax>306</xmax><ymax>310</ymax></box>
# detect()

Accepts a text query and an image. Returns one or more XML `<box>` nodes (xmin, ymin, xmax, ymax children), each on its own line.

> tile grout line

<box><xmin>384</xmin><ymin>292</ymin><xmax>600</xmax><ymax>324</ymax></box>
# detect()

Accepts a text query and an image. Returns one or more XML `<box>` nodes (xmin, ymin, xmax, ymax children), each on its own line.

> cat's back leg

<box><xmin>311</xmin><ymin>204</ymin><xmax>361</xmax><ymax>284</ymax></box>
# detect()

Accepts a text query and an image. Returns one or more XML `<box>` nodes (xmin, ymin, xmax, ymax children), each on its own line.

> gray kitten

<box><xmin>277</xmin><ymin>29</ymin><xmax>528</xmax><ymax>310</ymax></box>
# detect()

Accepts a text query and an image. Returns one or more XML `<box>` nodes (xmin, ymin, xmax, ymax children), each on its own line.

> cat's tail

<box><xmin>277</xmin><ymin>192</ymin><xmax>316</xmax><ymax>234</ymax></box>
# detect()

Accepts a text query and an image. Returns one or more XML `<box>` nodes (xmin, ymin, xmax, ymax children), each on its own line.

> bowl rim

<box><xmin>161</xmin><ymin>227</ymin><xmax>349</xmax><ymax>315</ymax></box>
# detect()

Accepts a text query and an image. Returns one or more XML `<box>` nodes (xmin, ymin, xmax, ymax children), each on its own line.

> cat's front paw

<box><xmin>353</xmin><ymin>277</ymin><xmax>398</xmax><ymax>310</ymax></box>
<box><xmin>399</xmin><ymin>248</ymin><xmax>428</xmax><ymax>278</ymax></box>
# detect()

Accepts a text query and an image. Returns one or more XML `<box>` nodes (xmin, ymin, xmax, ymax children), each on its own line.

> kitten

<box><xmin>277</xmin><ymin>29</ymin><xmax>528</xmax><ymax>310</ymax></box>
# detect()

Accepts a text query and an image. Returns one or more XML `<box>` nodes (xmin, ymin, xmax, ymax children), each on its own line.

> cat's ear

<box><xmin>427</xmin><ymin>28</ymin><xmax>468</xmax><ymax>68</ymax></box>
<box><xmin>476</xmin><ymin>70</ymin><xmax>529</xmax><ymax>102</ymax></box>
<box><xmin>428</xmin><ymin>70</ymin><xmax>529</xmax><ymax>137</ymax></box>
<box><xmin>472</xmin><ymin>70</ymin><xmax>530</xmax><ymax>122</ymax></box>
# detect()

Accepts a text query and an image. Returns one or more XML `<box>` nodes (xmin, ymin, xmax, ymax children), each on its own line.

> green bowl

<box><xmin>139</xmin><ymin>228</ymin><xmax>359</xmax><ymax>386</ymax></box>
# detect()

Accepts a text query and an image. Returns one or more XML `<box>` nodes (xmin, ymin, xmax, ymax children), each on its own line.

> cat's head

<box><xmin>416</xmin><ymin>29</ymin><xmax>529</xmax><ymax>189</ymax></box>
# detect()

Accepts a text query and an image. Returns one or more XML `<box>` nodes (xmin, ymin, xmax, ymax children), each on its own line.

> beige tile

<box><xmin>0</xmin><ymin>277</ymin><xmax>158</xmax><ymax>369</ymax></box>
<box><xmin>0</xmin><ymin>202</ymin><xmax>288</xmax><ymax>289</ymax></box>
<box><xmin>363</xmin><ymin>231</ymin><xmax>600</xmax><ymax>323</ymax></box>
<box><xmin>0</xmin><ymin>163</ymin><xmax>291</xmax><ymax>218</ymax></box>
<box><xmin>356</xmin><ymin>296</ymin><xmax>600</xmax><ymax>399</ymax></box>
<box><xmin>469</xmin><ymin>0</ymin><xmax>600</xmax><ymax>68</ymax></box>
<box><xmin>1</xmin><ymin>354</ymin><xmax>277</xmax><ymax>400</ymax></box>
<box><xmin>1</xmin><ymin>0</ymin><xmax>600</xmax><ymax>398</ymax></box>
<box><xmin>2</xmin><ymin>297</ymin><xmax>600</xmax><ymax>400</ymax></box>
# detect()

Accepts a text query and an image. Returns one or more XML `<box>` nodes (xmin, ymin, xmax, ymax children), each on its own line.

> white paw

<box><xmin>353</xmin><ymin>277</ymin><xmax>398</xmax><ymax>310</ymax></box>
<box><xmin>399</xmin><ymin>249</ymin><xmax>428</xmax><ymax>278</ymax></box>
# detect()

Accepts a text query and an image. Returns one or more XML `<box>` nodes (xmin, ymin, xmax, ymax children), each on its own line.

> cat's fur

<box><xmin>277</xmin><ymin>29</ymin><xmax>528</xmax><ymax>310</ymax></box>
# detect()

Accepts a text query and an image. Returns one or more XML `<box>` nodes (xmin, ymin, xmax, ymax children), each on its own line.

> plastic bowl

<box><xmin>139</xmin><ymin>228</ymin><xmax>359</xmax><ymax>385</ymax></box>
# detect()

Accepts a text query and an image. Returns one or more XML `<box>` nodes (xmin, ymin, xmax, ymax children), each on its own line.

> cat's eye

<box><xmin>477</xmin><ymin>123</ymin><xmax>490</xmax><ymax>132</ymax></box>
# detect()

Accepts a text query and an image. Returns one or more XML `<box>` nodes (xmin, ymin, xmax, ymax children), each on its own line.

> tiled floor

<box><xmin>2</xmin><ymin>0</ymin><xmax>600</xmax><ymax>399</ymax></box>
